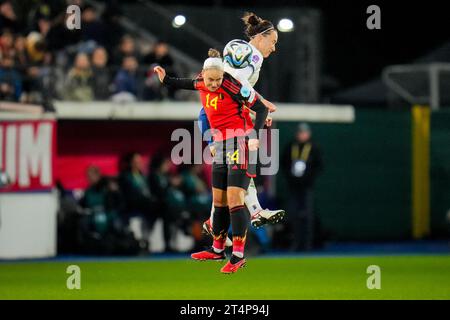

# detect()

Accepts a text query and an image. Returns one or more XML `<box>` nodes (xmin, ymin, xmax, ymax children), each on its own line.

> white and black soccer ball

<box><xmin>224</xmin><ymin>40</ymin><xmax>253</xmax><ymax>69</ymax></box>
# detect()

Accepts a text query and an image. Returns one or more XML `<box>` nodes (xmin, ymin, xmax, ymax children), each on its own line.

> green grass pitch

<box><xmin>1</xmin><ymin>255</ymin><xmax>449</xmax><ymax>299</ymax></box>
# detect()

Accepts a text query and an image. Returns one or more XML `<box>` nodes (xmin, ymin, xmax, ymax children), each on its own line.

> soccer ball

<box><xmin>224</xmin><ymin>41</ymin><xmax>253</xmax><ymax>69</ymax></box>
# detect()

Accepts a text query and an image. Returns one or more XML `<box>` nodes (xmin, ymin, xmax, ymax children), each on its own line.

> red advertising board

<box><xmin>0</xmin><ymin>120</ymin><xmax>56</xmax><ymax>192</ymax></box>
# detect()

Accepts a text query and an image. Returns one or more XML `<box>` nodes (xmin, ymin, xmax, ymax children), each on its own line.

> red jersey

<box><xmin>194</xmin><ymin>74</ymin><xmax>257</xmax><ymax>141</ymax></box>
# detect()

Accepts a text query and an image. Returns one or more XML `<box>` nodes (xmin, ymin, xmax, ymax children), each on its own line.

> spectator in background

<box><xmin>81</xmin><ymin>5</ymin><xmax>107</xmax><ymax>46</ymax></box>
<box><xmin>148</xmin><ymin>153</ymin><xmax>184</xmax><ymax>253</ymax></box>
<box><xmin>79</xmin><ymin>165</ymin><xmax>124</xmax><ymax>236</ymax></box>
<box><xmin>16</xmin><ymin>34</ymin><xmax>37</xmax><ymax>102</ymax></box>
<box><xmin>143</xmin><ymin>40</ymin><xmax>177</xmax><ymax>100</ymax></box>
<box><xmin>0</xmin><ymin>53</ymin><xmax>22</xmax><ymax>101</ymax></box>
<box><xmin>0</xmin><ymin>29</ymin><xmax>15</xmax><ymax>58</ymax></box>
<box><xmin>25</xmin><ymin>16</ymin><xmax>51</xmax><ymax>65</ymax></box>
<box><xmin>36</xmin><ymin>15</ymin><xmax>51</xmax><ymax>39</ymax></box>
<box><xmin>21</xmin><ymin>32</ymin><xmax>58</xmax><ymax>105</ymax></box>
<box><xmin>14</xmin><ymin>35</ymin><xmax>28</xmax><ymax>69</ymax></box>
<box><xmin>112</xmin><ymin>55</ymin><xmax>138</xmax><ymax>100</ymax></box>
<box><xmin>101</xmin><ymin>0</ymin><xmax>124</xmax><ymax>51</ymax></box>
<box><xmin>181</xmin><ymin>165</ymin><xmax>211</xmax><ymax>215</ymax></box>
<box><xmin>25</xmin><ymin>31</ymin><xmax>46</xmax><ymax>65</ymax></box>
<box><xmin>112</xmin><ymin>34</ymin><xmax>140</xmax><ymax>65</ymax></box>
<box><xmin>118</xmin><ymin>152</ymin><xmax>156</xmax><ymax>246</ymax></box>
<box><xmin>25</xmin><ymin>14</ymin><xmax>51</xmax><ymax>66</ymax></box>
<box><xmin>29</xmin><ymin>0</ymin><xmax>60</xmax><ymax>28</ymax></box>
<box><xmin>281</xmin><ymin>123</ymin><xmax>324</xmax><ymax>251</ymax></box>
<box><xmin>63</xmin><ymin>52</ymin><xmax>94</xmax><ymax>101</ymax></box>
<box><xmin>14</xmin><ymin>34</ymin><xmax>44</xmax><ymax>103</ymax></box>
<box><xmin>180</xmin><ymin>164</ymin><xmax>212</xmax><ymax>249</ymax></box>
<box><xmin>143</xmin><ymin>40</ymin><xmax>175</xmax><ymax>69</ymax></box>
<box><xmin>91</xmin><ymin>46</ymin><xmax>111</xmax><ymax>100</ymax></box>
<box><xmin>0</xmin><ymin>0</ymin><xmax>19</xmax><ymax>33</ymax></box>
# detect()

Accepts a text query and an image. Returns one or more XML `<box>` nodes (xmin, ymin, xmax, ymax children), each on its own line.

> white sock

<box><xmin>209</xmin><ymin>203</ymin><xmax>214</xmax><ymax>225</ymax></box>
<box><xmin>212</xmin><ymin>246</ymin><xmax>224</xmax><ymax>253</ymax></box>
<box><xmin>244</xmin><ymin>179</ymin><xmax>263</xmax><ymax>216</ymax></box>
<box><xmin>232</xmin><ymin>251</ymin><xmax>244</xmax><ymax>258</ymax></box>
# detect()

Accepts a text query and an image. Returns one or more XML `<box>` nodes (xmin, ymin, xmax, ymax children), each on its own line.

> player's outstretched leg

<box><xmin>202</xmin><ymin>204</ymin><xmax>232</xmax><ymax>247</ymax></box>
<box><xmin>192</xmin><ymin>206</ymin><xmax>230</xmax><ymax>261</ymax></box>
<box><xmin>220</xmin><ymin>205</ymin><xmax>248</xmax><ymax>274</ymax></box>
<box><xmin>245</xmin><ymin>178</ymin><xmax>286</xmax><ymax>228</ymax></box>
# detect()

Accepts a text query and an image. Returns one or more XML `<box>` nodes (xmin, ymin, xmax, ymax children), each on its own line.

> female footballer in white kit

<box><xmin>201</xmin><ymin>12</ymin><xmax>286</xmax><ymax>245</ymax></box>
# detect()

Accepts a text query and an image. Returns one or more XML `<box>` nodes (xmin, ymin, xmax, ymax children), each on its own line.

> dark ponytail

<box><xmin>241</xmin><ymin>12</ymin><xmax>275</xmax><ymax>39</ymax></box>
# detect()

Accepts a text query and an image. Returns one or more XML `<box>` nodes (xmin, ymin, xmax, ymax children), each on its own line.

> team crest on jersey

<box><xmin>252</xmin><ymin>55</ymin><xmax>260</xmax><ymax>63</ymax></box>
<box><xmin>240</xmin><ymin>86</ymin><xmax>251</xmax><ymax>98</ymax></box>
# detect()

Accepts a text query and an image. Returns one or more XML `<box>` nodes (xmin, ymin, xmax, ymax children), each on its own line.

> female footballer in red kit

<box><xmin>154</xmin><ymin>48</ymin><xmax>268</xmax><ymax>273</ymax></box>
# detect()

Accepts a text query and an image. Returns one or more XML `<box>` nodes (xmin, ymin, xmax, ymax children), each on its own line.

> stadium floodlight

<box><xmin>172</xmin><ymin>15</ymin><xmax>186</xmax><ymax>28</ymax></box>
<box><xmin>277</xmin><ymin>18</ymin><xmax>294</xmax><ymax>32</ymax></box>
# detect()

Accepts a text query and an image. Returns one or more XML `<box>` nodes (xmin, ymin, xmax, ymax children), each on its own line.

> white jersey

<box><xmin>223</xmin><ymin>39</ymin><xmax>264</xmax><ymax>94</ymax></box>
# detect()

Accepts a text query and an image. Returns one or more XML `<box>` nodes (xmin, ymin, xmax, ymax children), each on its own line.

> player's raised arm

<box><xmin>249</xmin><ymin>95</ymin><xmax>269</xmax><ymax>133</ymax></box>
<box><xmin>154</xmin><ymin>66</ymin><xmax>197</xmax><ymax>90</ymax></box>
<box><xmin>243</xmin><ymin>96</ymin><xmax>268</xmax><ymax>151</ymax></box>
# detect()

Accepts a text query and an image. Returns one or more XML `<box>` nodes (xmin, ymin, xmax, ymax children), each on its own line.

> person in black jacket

<box><xmin>142</xmin><ymin>40</ymin><xmax>178</xmax><ymax>100</ymax></box>
<box><xmin>91</xmin><ymin>46</ymin><xmax>112</xmax><ymax>100</ymax></box>
<box><xmin>118</xmin><ymin>152</ymin><xmax>156</xmax><ymax>247</ymax></box>
<box><xmin>281</xmin><ymin>123</ymin><xmax>324</xmax><ymax>251</ymax></box>
<box><xmin>147</xmin><ymin>153</ymin><xmax>184</xmax><ymax>253</ymax></box>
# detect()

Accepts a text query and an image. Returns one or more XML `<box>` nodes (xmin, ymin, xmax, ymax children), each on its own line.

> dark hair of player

<box><xmin>241</xmin><ymin>12</ymin><xmax>275</xmax><ymax>39</ymax></box>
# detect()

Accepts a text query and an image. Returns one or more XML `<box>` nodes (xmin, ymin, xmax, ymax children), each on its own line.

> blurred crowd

<box><xmin>0</xmin><ymin>0</ymin><xmax>184</xmax><ymax>106</ymax></box>
<box><xmin>56</xmin><ymin>123</ymin><xmax>329</xmax><ymax>255</ymax></box>
<box><xmin>57</xmin><ymin>152</ymin><xmax>213</xmax><ymax>255</ymax></box>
